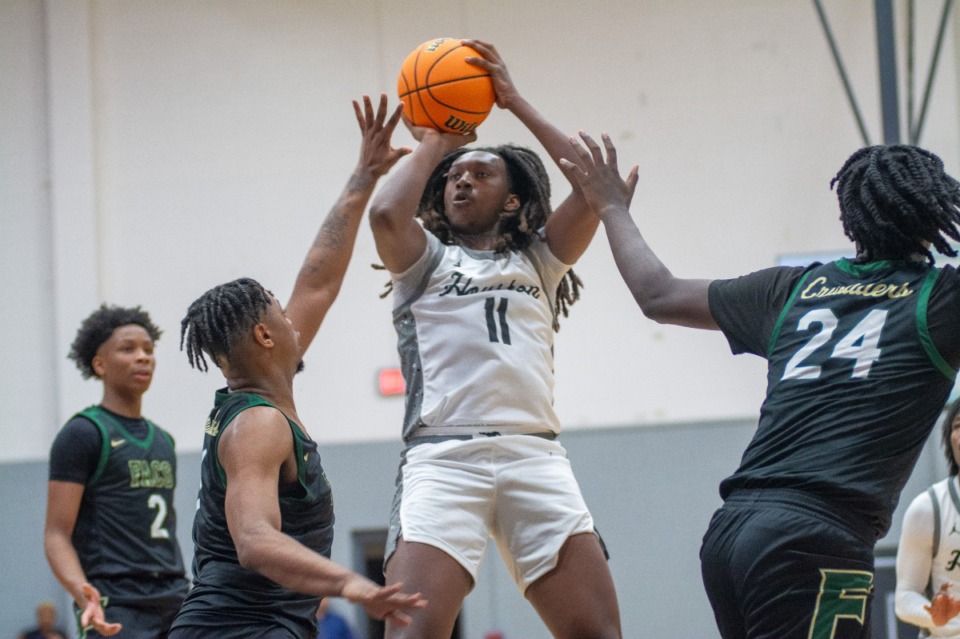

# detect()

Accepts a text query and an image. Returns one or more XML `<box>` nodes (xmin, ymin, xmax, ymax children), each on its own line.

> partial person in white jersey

<box><xmin>368</xmin><ymin>39</ymin><xmax>621</xmax><ymax>639</ymax></box>
<box><xmin>897</xmin><ymin>398</ymin><xmax>960</xmax><ymax>637</ymax></box>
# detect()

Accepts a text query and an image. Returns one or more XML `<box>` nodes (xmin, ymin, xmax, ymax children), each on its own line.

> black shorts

<box><xmin>77</xmin><ymin>601</ymin><xmax>180</xmax><ymax>639</ymax></box>
<box><xmin>168</xmin><ymin>626</ymin><xmax>299</xmax><ymax>639</ymax></box>
<box><xmin>700</xmin><ymin>490</ymin><xmax>876</xmax><ymax>639</ymax></box>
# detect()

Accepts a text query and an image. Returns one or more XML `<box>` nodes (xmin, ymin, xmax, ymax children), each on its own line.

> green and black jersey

<box><xmin>709</xmin><ymin>258</ymin><xmax>960</xmax><ymax>539</ymax></box>
<box><xmin>172</xmin><ymin>388</ymin><xmax>334</xmax><ymax>639</ymax></box>
<box><xmin>50</xmin><ymin>405</ymin><xmax>187</xmax><ymax>604</ymax></box>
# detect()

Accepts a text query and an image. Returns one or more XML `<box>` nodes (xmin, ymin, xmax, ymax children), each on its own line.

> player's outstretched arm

<box><xmin>220</xmin><ymin>407</ymin><xmax>426</xmax><ymax>623</ymax></box>
<box><xmin>286</xmin><ymin>94</ymin><xmax>410</xmax><ymax>354</ymax></box>
<box><xmin>44</xmin><ymin>482</ymin><xmax>122</xmax><ymax>636</ymax></box>
<box><xmin>561</xmin><ymin>131</ymin><xmax>717</xmax><ymax>329</ymax></box>
<box><xmin>368</xmin><ymin>119</ymin><xmax>472</xmax><ymax>274</ymax></box>
<box><xmin>463</xmin><ymin>38</ymin><xmax>596</xmax><ymax>264</ymax></box>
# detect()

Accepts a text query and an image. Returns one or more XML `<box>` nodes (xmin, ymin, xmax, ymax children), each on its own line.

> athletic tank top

<box><xmin>70</xmin><ymin>406</ymin><xmax>185</xmax><ymax>582</ymax></box>
<box><xmin>391</xmin><ymin>232</ymin><xmax>568</xmax><ymax>441</ymax></box>
<box><xmin>720</xmin><ymin>259</ymin><xmax>957</xmax><ymax>537</ymax></box>
<box><xmin>172</xmin><ymin>389</ymin><xmax>334</xmax><ymax>639</ymax></box>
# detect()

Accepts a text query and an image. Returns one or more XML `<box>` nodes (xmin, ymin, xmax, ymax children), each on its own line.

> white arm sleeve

<box><xmin>894</xmin><ymin>490</ymin><xmax>960</xmax><ymax>635</ymax></box>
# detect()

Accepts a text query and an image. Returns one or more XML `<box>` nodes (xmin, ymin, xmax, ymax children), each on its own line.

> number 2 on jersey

<box><xmin>782</xmin><ymin>309</ymin><xmax>888</xmax><ymax>381</ymax></box>
<box><xmin>148</xmin><ymin>493</ymin><xmax>171</xmax><ymax>540</ymax></box>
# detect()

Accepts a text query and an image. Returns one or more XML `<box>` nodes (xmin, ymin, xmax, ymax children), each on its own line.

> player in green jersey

<box><xmin>45</xmin><ymin>303</ymin><xmax>189</xmax><ymax>638</ymax></box>
<box><xmin>170</xmin><ymin>95</ymin><xmax>425</xmax><ymax>639</ymax></box>
<box><xmin>561</xmin><ymin>134</ymin><xmax>960</xmax><ymax>639</ymax></box>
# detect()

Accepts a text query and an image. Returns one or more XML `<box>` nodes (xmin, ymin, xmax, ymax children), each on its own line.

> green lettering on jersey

<box><xmin>128</xmin><ymin>459</ymin><xmax>174</xmax><ymax>488</ymax></box>
<box><xmin>808</xmin><ymin>569</ymin><xmax>873</xmax><ymax>639</ymax></box>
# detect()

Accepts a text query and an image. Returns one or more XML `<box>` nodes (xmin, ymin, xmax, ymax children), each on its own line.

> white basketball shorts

<box><xmin>389</xmin><ymin>434</ymin><xmax>596</xmax><ymax>592</ymax></box>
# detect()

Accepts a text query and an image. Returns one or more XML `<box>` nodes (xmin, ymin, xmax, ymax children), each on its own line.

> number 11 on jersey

<box><xmin>485</xmin><ymin>297</ymin><xmax>511</xmax><ymax>345</ymax></box>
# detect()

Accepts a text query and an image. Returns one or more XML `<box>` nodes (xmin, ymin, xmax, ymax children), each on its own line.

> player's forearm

<box><xmin>235</xmin><ymin>528</ymin><xmax>355</xmax><ymax>597</ymax></box>
<box><xmin>44</xmin><ymin>531</ymin><xmax>90</xmax><ymax>605</ymax></box>
<box><xmin>896</xmin><ymin>588</ymin><xmax>960</xmax><ymax>634</ymax></box>
<box><xmin>295</xmin><ymin>168</ymin><xmax>378</xmax><ymax>293</ymax></box>
<box><xmin>896</xmin><ymin>588</ymin><xmax>934</xmax><ymax>627</ymax></box>
<box><xmin>286</xmin><ymin>167</ymin><xmax>379</xmax><ymax>351</ymax></box>
<box><xmin>507</xmin><ymin>94</ymin><xmax>584</xmax><ymax>183</ymax></box>
<box><xmin>600</xmin><ymin>205</ymin><xmax>678</xmax><ymax>318</ymax></box>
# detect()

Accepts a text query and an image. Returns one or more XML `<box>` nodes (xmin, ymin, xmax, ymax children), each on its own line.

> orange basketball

<box><xmin>397</xmin><ymin>38</ymin><xmax>495</xmax><ymax>135</ymax></box>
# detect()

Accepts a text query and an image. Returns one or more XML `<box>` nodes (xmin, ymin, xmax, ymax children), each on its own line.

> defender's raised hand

<box><xmin>560</xmin><ymin>131</ymin><xmax>639</xmax><ymax>219</ymax></box>
<box><xmin>353</xmin><ymin>94</ymin><xmax>411</xmax><ymax>179</ymax></box>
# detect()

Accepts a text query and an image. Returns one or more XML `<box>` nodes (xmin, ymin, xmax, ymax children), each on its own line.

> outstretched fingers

<box><xmin>600</xmin><ymin>132</ymin><xmax>619</xmax><ymax>171</ymax></box>
<box><xmin>626</xmin><ymin>164</ymin><xmax>640</xmax><ymax>204</ymax></box>
<box><xmin>350</xmin><ymin>94</ymin><xmax>411</xmax><ymax>178</ymax></box>
<box><xmin>560</xmin><ymin>131</ymin><xmax>638</xmax><ymax>218</ymax></box>
<box><xmin>365</xmin><ymin>584</ymin><xmax>428</xmax><ymax>626</ymax></box>
<box><xmin>384</xmin><ymin>99</ymin><xmax>404</xmax><ymax>133</ymax></box>
<box><xmin>80</xmin><ymin>583</ymin><xmax>122</xmax><ymax>636</ymax></box>
<box><xmin>576</xmin><ymin>130</ymin><xmax>612</xmax><ymax>168</ymax></box>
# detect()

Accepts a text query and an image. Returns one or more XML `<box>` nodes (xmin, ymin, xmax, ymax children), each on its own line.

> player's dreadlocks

<box><xmin>180</xmin><ymin>277</ymin><xmax>273</xmax><ymax>372</ymax></box>
<box><xmin>68</xmin><ymin>304</ymin><xmax>162</xmax><ymax>379</ymax></box>
<box><xmin>941</xmin><ymin>397</ymin><xmax>960</xmax><ymax>477</ymax></box>
<box><xmin>419</xmin><ymin>144</ymin><xmax>583</xmax><ymax>330</ymax></box>
<box><xmin>831</xmin><ymin>145</ymin><xmax>960</xmax><ymax>264</ymax></box>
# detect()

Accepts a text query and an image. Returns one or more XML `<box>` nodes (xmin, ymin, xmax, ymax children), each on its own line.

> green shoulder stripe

<box><xmin>916</xmin><ymin>268</ymin><xmax>956</xmax><ymax>381</ymax></box>
<box><xmin>212</xmin><ymin>393</ymin><xmax>279</xmax><ymax>487</ymax></box>
<box><xmin>76</xmin><ymin>406</ymin><xmax>112</xmax><ymax>486</ymax></box>
<box><xmin>767</xmin><ymin>271</ymin><xmax>812</xmax><ymax>358</ymax></box>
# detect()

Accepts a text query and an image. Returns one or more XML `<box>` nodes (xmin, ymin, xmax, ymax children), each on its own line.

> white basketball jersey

<box><xmin>928</xmin><ymin>476</ymin><xmax>960</xmax><ymax>599</ymax></box>
<box><xmin>391</xmin><ymin>232</ymin><xmax>569</xmax><ymax>440</ymax></box>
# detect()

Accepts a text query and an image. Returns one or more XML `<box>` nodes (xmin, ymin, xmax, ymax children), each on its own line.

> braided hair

<box><xmin>418</xmin><ymin>145</ymin><xmax>583</xmax><ymax>329</ymax></box>
<box><xmin>941</xmin><ymin>397</ymin><xmax>960</xmax><ymax>477</ymax></box>
<box><xmin>831</xmin><ymin>145</ymin><xmax>960</xmax><ymax>264</ymax></box>
<box><xmin>68</xmin><ymin>304</ymin><xmax>162</xmax><ymax>379</ymax></box>
<box><xmin>180</xmin><ymin>277</ymin><xmax>273</xmax><ymax>372</ymax></box>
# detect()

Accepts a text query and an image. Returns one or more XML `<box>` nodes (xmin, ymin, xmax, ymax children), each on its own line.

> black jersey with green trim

<box><xmin>709</xmin><ymin>258</ymin><xmax>960</xmax><ymax>539</ymax></box>
<box><xmin>172</xmin><ymin>388</ymin><xmax>334</xmax><ymax>639</ymax></box>
<box><xmin>67</xmin><ymin>406</ymin><xmax>186</xmax><ymax>585</ymax></box>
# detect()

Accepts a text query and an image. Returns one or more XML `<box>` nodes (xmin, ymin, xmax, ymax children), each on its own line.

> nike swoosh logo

<box><xmin>110</xmin><ymin>438</ymin><xmax>126</xmax><ymax>448</ymax></box>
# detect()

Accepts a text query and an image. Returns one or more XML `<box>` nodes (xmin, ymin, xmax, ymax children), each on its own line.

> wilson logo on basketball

<box><xmin>397</xmin><ymin>37</ymin><xmax>495</xmax><ymax>134</ymax></box>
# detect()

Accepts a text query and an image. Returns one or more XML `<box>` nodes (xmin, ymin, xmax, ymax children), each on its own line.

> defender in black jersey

<box><xmin>45</xmin><ymin>305</ymin><xmax>188</xmax><ymax>638</ymax></box>
<box><xmin>561</xmin><ymin>136</ymin><xmax>960</xmax><ymax>638</ymax></box>
<box><xmin>169</xmin><ymin>95</ymin><xmax>425</xmax><ymax>639</ymax></box>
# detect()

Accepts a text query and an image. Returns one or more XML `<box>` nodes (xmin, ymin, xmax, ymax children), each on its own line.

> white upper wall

<box><xmin>3</xmin><ymin>0</ymin><xmax>959</xmax><ymax>461</ymax></box>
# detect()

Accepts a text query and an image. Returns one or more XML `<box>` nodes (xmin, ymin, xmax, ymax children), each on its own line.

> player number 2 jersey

<box><xmin>70</xmin><ymin>405</ymin><xmax>185</xmax><ymax>581</ymax></box>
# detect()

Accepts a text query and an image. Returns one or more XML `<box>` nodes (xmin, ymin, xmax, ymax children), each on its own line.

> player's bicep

<box><xmin>218</xmin><ymin>409</ymin><xmax>291</xmax><ymax>553</ymax></box>
<box><xmin>543</xmin><ymin>194</ymin><xmax>599</xmax><ymax>266</ymax></box>
<box><xmin>45</xmin><ymin>480</ymin><xmax>85</xmax><ymax>538</ymax></box>
<box><xmin>370</xmin><ymin>209</ymin><xmax>428</xmax><ymax>274</ymax></box>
